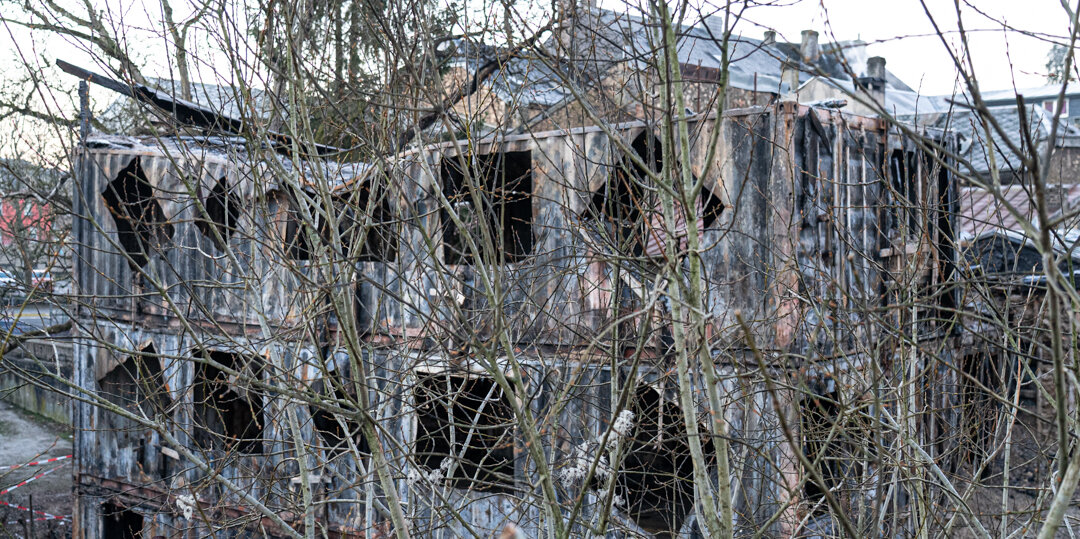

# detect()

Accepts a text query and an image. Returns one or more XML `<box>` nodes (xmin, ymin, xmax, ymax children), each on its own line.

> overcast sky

<box><xmin>660</xmin><ymin>0</ymin><xmax>1074</xmax><ymax>96</ymax></box>
<box><xmin>0</xmin><ymin>0</ymin><xmax>1073</xmax><ymax>110</ymax></box>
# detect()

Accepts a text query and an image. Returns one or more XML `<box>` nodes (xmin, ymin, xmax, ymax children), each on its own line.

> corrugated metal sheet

<box><xmin>958</xmin><ymin>183</ymin><xmax>1080</xmax><ymax>238</ymax></box>
<box><xmin>71</xmin><ymin>102</ymin><xmax>956</xmax><ymax>538</ymax></box>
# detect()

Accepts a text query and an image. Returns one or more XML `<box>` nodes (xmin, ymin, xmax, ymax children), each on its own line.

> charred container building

<box><xmin>70</xmin><ymin>102</ymin><xmax>969</xmax><ymax>538</ymax></box>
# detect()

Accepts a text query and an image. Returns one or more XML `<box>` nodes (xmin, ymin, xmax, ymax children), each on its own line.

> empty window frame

<box><xmin>102</xmin><ymin>157</ymin><xmax>175</xmax><ymax>269</ymax></box>
<box><xmin>282</xmin><ymin>187</ymin><xmax>398</xmax><ymax>262</ymax></box>
<box><xmin>586</xmin><ymin>132</ymin><xmax>721</xmax><ymax>258</ymax></box>
<box><xmin>438</xmin><ymin>151</ymin><xmax>533</xmax><ymax>264</ymax></box>
<box><xmin>191</xmin><ymin>349</ymin><xmax>265</xmax><ymax>454</ymax></box>
<box><xmin>607</xmin><ymin>384</ymin><xmax>712</xmax><ymax>536</ymax></box>
<box><xmin>101</xmin><ymin>502</ymin><xmax>143</xmax><ymax>539</ymax></box>
<box><xmin>309</xmin><ymin>378</ymin><xmax>369</xmax><ymax>459</ymax></box>
<box><xmin>283</xmin><ymin>191</ymin><xmax>315</xmax><ymax>261</ymax></box>
<box><xmin>326</xmin><ymin>185</ymin><xmax>398</xmax><ymax>262</ymax></box>
<box><xmin>195</xmin><ymin>176</ymin><xmax>242</xmax><ymax>251</ymax></box>
<box><xmin>98</xmin><ymin>342</ymin><xmax>172</xmax><ymax>432</ymax></box>
<box><xmin>800</xmin><ymin>379</ymin><xmax>844</xmax><ymax>513</ymax></box>
<box><xmin>413</xmin><ymin>372</ymin><xmax>515</xmax><ymax>492</ymax></box>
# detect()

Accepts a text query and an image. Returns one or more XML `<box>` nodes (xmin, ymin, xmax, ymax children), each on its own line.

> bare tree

<box><xmin>1</xmin><ymin>0</ymin><xmax>1080</xmax><ymax>538</ymax></box>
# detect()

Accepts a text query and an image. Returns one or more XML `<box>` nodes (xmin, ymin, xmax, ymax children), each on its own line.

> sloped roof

<box><xmin>976</xmin><ymin>83</ymin><xmax>1080</xmax><ymax>105</ymax></box>
<box><xmin>445</xmin><ymin>7</ymin><xmax>916</xmax><ymax>109</ymax></box>
<box><xmin>959</xmin><ymin>183</ymin><xmax>1080</xmax><ymax>238</ymax></box>
<box><xmin>99</xmin><ymin>77</ymin><xmax>270</xmax><ymax>133</ymax></box>
<box><xmin>928</xmin><ymin>104</ymin><xmax>1080</xmax><ymax>175</ymax></box>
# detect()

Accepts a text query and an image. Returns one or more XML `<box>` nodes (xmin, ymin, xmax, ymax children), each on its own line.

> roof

<box><xmin>976</xmin><ymin>83</ymin><xmax>1080</xmax><ymax>105</ymax></box>
<box><xmin>959</xmin><ymin>183</ymin><xmax>1080</xmax><ymax>238</ymax></box>
<box><xmin>99</xmin><ymin>77</ymin><xmax>271</xmax><ymax>134</ymax></box>
<box><xmin>927</xmin><ymin>104</ymin><xmax>1080</xmax><ymax>175</ymax></box>
<box><xmin>445</xmin><ymin>7</ymin><xmax>916</xmax><ymax>110</ymax></box>
<box><xmin>82</xmin><ymin>134</ymin><xmax>371</xmax><ymax>192</ymax></box>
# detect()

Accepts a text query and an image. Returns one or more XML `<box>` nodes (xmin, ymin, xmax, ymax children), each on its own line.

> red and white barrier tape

<box><xmin>0</xmin><ymin>499</ymin><xmax>70</xmax><ymax>522</ymax></box>
<box><xmin>0</xmin><ymin>454</ymin><xmax>72</xmax><ymax>472</ymax></box>
<box><xmin>0</xmin><ymin>464</ymin><xmax>66</xmax><ymax>498</ymax></box>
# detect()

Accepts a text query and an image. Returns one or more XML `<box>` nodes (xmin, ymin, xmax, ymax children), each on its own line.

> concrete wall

<box><xmin>0</xmin><ymin>338</ymin><xmax>74</xmax><ymax>425</ymax></box>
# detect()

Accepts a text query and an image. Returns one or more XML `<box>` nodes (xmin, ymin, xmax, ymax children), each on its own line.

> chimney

<box><xmin>857</xmin><ymin>56</ymin><xmax>888</xmax><ymax>107</ymax></box>
<box><xmin>782</xmin><ymin>60</ymin><xmax>800</xmax><ymax>93</ymax></box>
<box><xmin>800</xmin><ymin>30</ymin><xmax>820</xmax><ymax>64</ymax></box>
<box><xmin>866</xmin><ymin>56</ymin><xmax>887</xmax><ymax>84</ymax></box>
<box><xmin>763</xmin><ymin>30</ymin><xmax>776</xmax><ymax>46</ymax></box>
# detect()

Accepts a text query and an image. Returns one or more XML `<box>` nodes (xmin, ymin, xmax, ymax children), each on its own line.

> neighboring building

<box><xmin>428</xmin><ymin>8</ymin><xmax>938</xmax><ymax>138</ymax></box>
<box><xmin>0</xmin><ymin>159</ymin><xmax>67</xmax><ymax>276</ymax></box>
<box><xmin>958</xmin><ymin>183</ymin><xmax>1080</xmax><ymax>239</ymax></box>
<box><xmin>919</xmin><ymin>104</ymin><xmax>1080</xmax><ymax>186</ymax></box>
<box><xmin>977</xmin><ymin>83</ymin><xmax>1080</xmax><ymax>127</ymax></box>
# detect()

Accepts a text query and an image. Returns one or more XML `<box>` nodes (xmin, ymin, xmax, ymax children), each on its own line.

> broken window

<box><xmin>608</xmin><ymin>384</ymin><xmax>712</xmax><ymax>536</ymax></box>
<box><xmin>283</xmin><ymin>191</ymin><xmax>315</xmax><ymax>261</ymax></box>
<box><xmin>413</xmin><ymin>372</ymin><xmax>515</xmax><ymax>492</ymax></box>
<box><xmin>102</xmin><ymin>157</ymin><xmax>174</xmax><ymax>269</ymax></box>
<box><xmin>959</xmin><ymin>351</ymin><xmax>1004</xmax><ymax>466</ymax></box>
<box><xmin>195</xmin><ymin>176</ymin><xmax>242</xmax><ymax>251</ymax></box>
<box><xmin>700</xmin><ymin>188</ymin><xmax>725</xmax><ymax>229</ymax></box>
<box><xmin>101</xmin><ymin>502</ymin><xmax>143</xmax><ymax>539</ymax></box>
<box><xmin>192</xmin><ymin>349</ymin><xmax>265</xmax><ymax>454</ymax></box>
<box><xmin>585</xmin><ymin>132</ymin><xmax>720</xmax><ymax>260</ymax></box>
<box><xmin>800</xmin><ymin>377</ymin><xmax>844</xmax><ymax>513</ymax></box>
<box><xmin>438</xmin><ymin>151</ymin><xmax>533</xmax><ymax>264</ymax></box>
<box><xmin>98</xmin><ymin>343</ymin><xmax>172</xmax><ymax>434</ymax></box>
<box><xmin>309</xmin><ymin>378</ymin><xmax>369</xmax><ymax>459</ymax></box>
<box><xmin>281</xmin><ymin>186</ymin><xmax>398</xmax><ymax>262</ymax></box>
<box><xmin>325</xmin><ymin>185</ymin><xmax>398</xmax><ymax>262</ymax></box>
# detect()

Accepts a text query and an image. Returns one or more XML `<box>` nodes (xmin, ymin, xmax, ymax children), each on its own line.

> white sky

<box><xmin>0</xmin><ymin>0</ymin><xmax>1073</xmax><ymax>120</ymax></box>
<box><xmin>672</xmin><ymin>0</ymin><xmax>1074</xmax><ymax>96</ymax></box>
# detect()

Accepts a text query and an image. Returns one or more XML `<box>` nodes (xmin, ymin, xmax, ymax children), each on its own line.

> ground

<box><xmin>0</xmin><ymin>399</ymin><xmax>72</xmax><ymax>538</ymax></box>
<box><xmin>955</xmin><ymin>409</ymin><xmax>1080</xmax><ymax>538</ymax></box>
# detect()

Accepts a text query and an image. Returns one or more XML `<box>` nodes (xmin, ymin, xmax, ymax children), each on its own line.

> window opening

<box><xmin>414</xmin><ymin>372</ymin><xmax>515</xmax><ymax>492</ymax></box>
<box><xmin>102</xmin><ymin>157</ymin><xmax>174</xmax><ymax>269</ymax></box>
<box><xmin>98</xmin><ymin>342</ymin><xmax>171</xmax><ymax>433</ymax></box>
<box><xmin>192</xmin><ymin>349</ymin><xmax>265</xmax><ymax>454</ymax></box>
<box><xmin>196</xmin><ymin>176</ymin><xmax>242</xmax><ymax>251</ymax></box>
<box><xmin>438</xmin><ymin>151</ymin><xmax>533</xmax><ymax>264</ymax></box>
<box><xmin>586</xmin><ymin>132</ymin><xmax>719</xmax><ymax>260</ymax></box>
<box><xmin>800</xmin><ymin>377</ymin><xmax>843</xmax><ymax>513</ymax></box>
<box><xmin>326</xmin><ymin>184</ymin><xmax>398</xmax><ymax>262</ymax></box>
<box><xmin>609</xmin><ymin>384</ymin><xmax>712</xmax><ymax>536</ymax></box>
<box><xmin>700</xmin><ymin>188</ymin><xmax>725</xmax><ymax>230</ymax></box>
<box><xmin>310</xmin><ymin>378</ymin><xmax>369</xmax><ymax>459</ymax></box>
<box><xmin>888</xmin><ymin>150</ymin><xmax>920</xmax><ymax>239</ymax></box>
<box><xmin>283</xmin><ymin>191</ymin><xmax>314</xmax><ymax>261</ymax></box>
<box><xmin>586</xmin><ymin>133</ymin><xmax>657</xmax><ymax>258</ymax></box>
<box><xmin>101</xmin><ymin>502</ymin><xmax>143</xmax><ymax>539</ymax></box>
<box><xmin>959</xmin><ymin>351</ymin><xmax>1005</xmax><ymax>467</ymax></box>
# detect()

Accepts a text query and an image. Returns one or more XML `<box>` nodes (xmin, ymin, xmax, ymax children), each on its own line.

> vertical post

<box><xmin>79</xmin><ymin>81</ymin><xmax>90</xmax><ymax>145</ymax></box>
<box><xmin>29</xmin><ymin>494</ymin><xmax>34</xmax><ymax>537</ymax></box>
<box><xmin>73</xmin><ymin>78</ymin><xmax>90</xmax><ymax>539</ymax></box>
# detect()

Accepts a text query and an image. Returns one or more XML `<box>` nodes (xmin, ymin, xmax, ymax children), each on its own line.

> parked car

<box><xmin>0</xmin><ymin>270</ymin><xmax>15</xmax><ymax>290</ymax></box>
<box><xmin>30</xmin><ymin>269</ymin><xmax>53</xmax><ymax>293</ymax></box>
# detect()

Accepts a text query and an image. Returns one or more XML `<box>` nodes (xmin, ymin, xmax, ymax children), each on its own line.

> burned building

<box><xmin>67</xmin><ymin>55</ymin><xmax>975</xmax><ymax>538</ymax></box>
